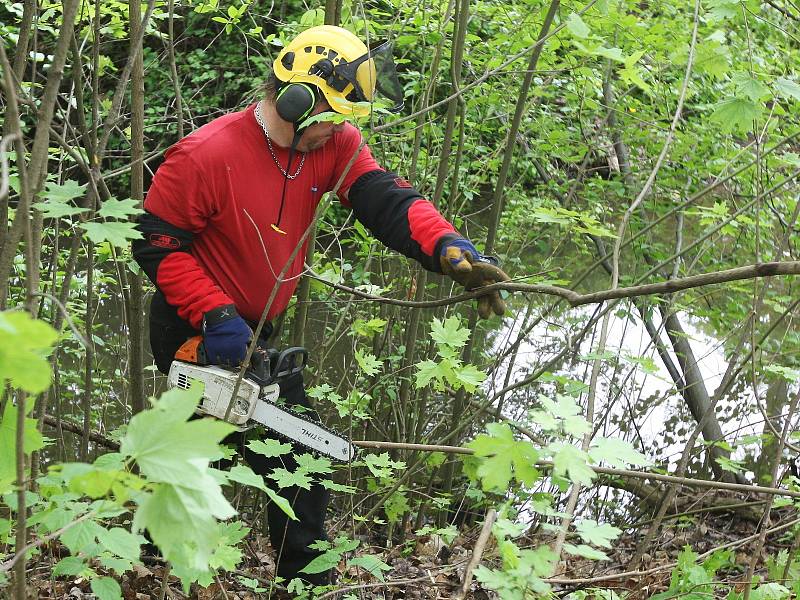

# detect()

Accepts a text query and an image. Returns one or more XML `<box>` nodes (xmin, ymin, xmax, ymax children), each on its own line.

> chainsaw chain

<box><xmin>250</xmin><ymin>398</ymin><xmax>355</xmax><ymax>463</ymax></box>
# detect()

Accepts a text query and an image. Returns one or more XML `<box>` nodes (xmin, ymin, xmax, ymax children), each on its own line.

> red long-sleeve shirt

<box><xmin>138</xmin><ymin>103</ymin><xmax>457</xmax><ymax>328</ymax></box>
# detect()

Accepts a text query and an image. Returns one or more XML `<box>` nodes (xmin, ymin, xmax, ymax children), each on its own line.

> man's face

<box><xmin>297</xmin><ymin>100</ymin><xmax>345</xmax><ymax>152</ymax></box>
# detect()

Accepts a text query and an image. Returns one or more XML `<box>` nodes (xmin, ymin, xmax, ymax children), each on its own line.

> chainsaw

<box><xmin>167</xmin><ymin>336</ymin><xmax>357</xmax><ymax>462</ymax></box>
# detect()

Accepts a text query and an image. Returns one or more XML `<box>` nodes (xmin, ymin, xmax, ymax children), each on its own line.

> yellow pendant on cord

<box><xmin>271</xmin><ymin>223</ymin><xmax>287</xmax><ymax>235</ymax></box>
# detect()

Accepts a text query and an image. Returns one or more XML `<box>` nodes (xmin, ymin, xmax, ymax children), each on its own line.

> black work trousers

<box><xmin>148</xmin><ymin>291</ymin><xmax>331</xmax><ymax>584</ymax></box>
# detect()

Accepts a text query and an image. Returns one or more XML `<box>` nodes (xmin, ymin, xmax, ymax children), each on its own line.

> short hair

<box><xmin>263</xmin><ymin>71</ymin><xmax>327</xmax><ymax>108</ymax></box>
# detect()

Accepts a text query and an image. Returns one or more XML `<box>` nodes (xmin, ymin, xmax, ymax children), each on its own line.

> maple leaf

<box><xmin>549</xmin><ymin>442</ymin><xmax>595</xmax><ymax>486</ymax></box>
<box><xmin>589</xmin><ymin>436</ymin><xmax>651</xmax><ymax>468</ymax></box>
<box><xmin>247</xmin><ymin>438</ymin><xmax>292</xmax><ymax>458</ymax></box>
<box><xmin>575</xmin><ymin>519</ymin><xmax>622</xmax><ymax>548</ymax></box>
<box><xmin>295</xmin><ymin>453</ymin><xmax>334</xmax><ymax>475</ymax></box>
<box><xmin>98</xmin><ymin>197</ymin><xmax>144</xmax><ymax>219</ymax></box>
<box><xmin>355</xmin><ymin>349</ymin><xmax>381</xmax><ymax>376</ymax></box>
<box><xmin>711</xmin><ymin>97</ymin><xmax>761</xmax><ymax>134</ymax></box>
<box><xmin>467</xmin><ymin>423</ymin><xmax>539</xmax><ymax>492</ymax></box>
<box><xmin>430</xmin><ymin>316</ymin><xmax>470</xmax><ymax>349</ymax></box>
<box><xmin>268</xmin><ymin>467</ymin><xmax>312</xmax><ymax>490</ymax></box>
<box><xmin>80</xmin><ymin>221</ymin><xmax>143</xmax><ymax>248</ymax></box>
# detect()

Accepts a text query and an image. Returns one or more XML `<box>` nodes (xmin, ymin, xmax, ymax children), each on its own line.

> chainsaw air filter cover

<box><xmin>168</xmin><ymin>361</ymin><xmax>275</xmax><ymax>428</ymax></box>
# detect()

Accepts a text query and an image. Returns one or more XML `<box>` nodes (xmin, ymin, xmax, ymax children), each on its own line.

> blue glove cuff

<box><xmin>441</xmin><ymin>237</ymin><xmax>480</xmax><ymax>267</ymax></box>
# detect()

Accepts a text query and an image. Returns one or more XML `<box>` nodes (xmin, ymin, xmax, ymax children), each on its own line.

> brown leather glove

<box><xmin>439</xmin><ymin>238</ymin><xmax>510</xmax><ymax>319</ymax></box>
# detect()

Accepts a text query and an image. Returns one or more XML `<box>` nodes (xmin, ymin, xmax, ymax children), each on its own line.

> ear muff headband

<box><xmin>275</xmin><ymin>82</ymin><xmax>317</xmax><ymax>125</ymax></box>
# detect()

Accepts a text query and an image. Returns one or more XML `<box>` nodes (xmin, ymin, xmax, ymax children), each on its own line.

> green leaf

<box><xmin>80</xmin><ymin>221</ymin><xmax>143</xmax><ymax>248</ymax></box>
<box><xmin>120</xmin><ymin>385</ymin><xmax>235</xmax><ymax>485</ymax></box>
<box><xmin>91</xmin><ymin>576</ymin><xmax>122</xmax><ymax>600</ymax></box>
<box><xmin>711</xmin><ymin>97</ymin><xmax>760</xmax><ymax>133</ymax></box>
<box><xmin>430</xmin><ymin>316</ymin><xmax>470</xmax><ymax>349</ymax></box>
<box><xmin>620</xmin><ymin>65</ymin><xmax>652</xmax><ymax>93</ymax></box>
<box><xmin>98</xmin><ymin>198</ymin><xmax>143</xmax><ymax>220</ymax></box>
<box><xmin>53</xmin><ymin>555</ymin><xmax>91</xmax><ymax>577</ymax></box>
<box><xmin>716</xmin><ymin>456</ymin><xmax>746</xmax><ymax>474</ymax></box>
<box><xmin>563</xmin><ymin>543</ymin><xmax>610</xmax><ymax>560</ymax></box>
<box><xmin>384</xmin><ymin>490</ymin><xmax>410</xmax><ymax>523</ymax></box>
<box><xmin>300</xmin><ymin>550</ymin><xmax>341</xmax><ymax>574</ymax></box>
<box><xmin>319</xmin><ymin>479</ymin><xmax>357</xmax><ymax>493</ymax></box>
<box><xmin>363</xmin><ymin>453</ymin><xmax>405</xmax><ymax>479</ymax></box>
<box><xmin>354</xmin><ymin>349</ymin><xmax>381</xmax><ymax>376</ymax></box>
<box><xmin>565</xmin><ymin>13</ymin><xmax>590</xmax><ymax>38</ymax></box>
<box><xmin>574</xmin><ymin>519</ymin><xmax>621</xmax><ymax>548</ymax></box>
<box><xmin>594</xmin><ymin>46</ymin><xmax>625</xmax><ymax>62</ymax></box>
<box><xmin>247</xmin><ymin>438</ymin><xmax>292</xmax><ymax>458</ymax></box>
<box><xmin>226</xmin><ymin>464</ymin><xmax>268</xmax><ymax>491</ymax></box>
<box><xmin>264</xmin><ymin>487</ymin><xmax>298</xmax><ymax>521</ymax></box>
<box><xmin>268</xmin><ymin>468</ymin><xmax>312</xmax><ymax>490</ymax></box>
<box><xmin>32</xmin><ymin>200</ymin><xmax>89</xmax><ymax>219</ymax></box>
<box><xmin>414</xmin><ymin>359</ymin><xmax>447</xmax><ymax>389</ymax></box>
<box><xmin>0</xmin><ymin>402</ymin><xmax>46</xmax><ymax>494</ymax></box>
<box><xmin>351</xmin><ymin>318</ymin><xmax>387</xmax><ymax>336</ymax></box>
<box><xmin>452</xmin><ymin>363</ymin><xmax>486</xmax><ymax>392</ymax></box>
<box><xmin>133</xmin><ymin>482</ymin><xmax>232</xmax><ymax>572</ymax></box>
<box><xmin>732</xmin><ymin>72</ymin><xmax>771</xmax><ymax>101</ymax></box>
<box><xmin>348</xmin><ymin>555</ymin><xmax>391</xmax><ymax>580</ymax></box>
<box><xmin>765</xmin><ymin>365</ymin><xmax>800</xmax><ymax>382</ymax></box>
<box><xmin>295</xmin><ymin>453</ymin><xmax>334</xmax><ymax>475</ymax></box>
<box><xmin>589</xmin><ymin>437</ymin><xmax>651</xmax><ymax>468</ymax></box>
<box><xmin>61</xmin><ymin>519</ymin><xmax>106</xmax><ymax>554</ymax></box>
<box><xmin>97</xmin><ymin>527</ymin><xmax>145</xmax><ymax>562</ymax></box>
<box><xmin>42</xmin><ymin>179</ymin><xmax>87</xmax><ymax>202</ymax></box>
<box><xmin>550</xmin><ymin>442</ymin><xmax>595</xmax><ymax>486</ymax></box>
<box><xmin>467</xmin><ymin>423</ymin><xmax>539</xmax><ymax>492</ymax></box>
<box><xmin>0</xmin><ymin>310</ymin><xmax>58</xmax><ymax>394</ymax></box>
<box><xmin>775</xmin><ymin>77</ymin><xmax>800</xmax><ymax>101</ymax></box>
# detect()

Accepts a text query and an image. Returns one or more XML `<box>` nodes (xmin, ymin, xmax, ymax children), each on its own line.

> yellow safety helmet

<box><xmin>273</xmin><ymin>25</ymin><xmax>403</xmax><ymax>118</ymax></box>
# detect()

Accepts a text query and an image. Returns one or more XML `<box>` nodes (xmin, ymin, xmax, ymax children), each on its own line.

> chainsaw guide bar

<box><xmin>168</xmin><ymin>361</ymin><xmax>356</xmax><ymax>463</ymax></box>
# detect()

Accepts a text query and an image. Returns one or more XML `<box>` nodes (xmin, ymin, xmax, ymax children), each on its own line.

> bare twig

<box><xmin>454</xmin><ymin>509</ymin><xmax>497</xmax><ymax>600</ymax></box>
<box><xmin>0</xmin><ymin>511</ymin><xmax>96</xmax><ymax>573</ymax></box>
<box><xmin>29</xmin><ymin>292</ymin><xmax>90</xmax><ymax>348</ymax></box>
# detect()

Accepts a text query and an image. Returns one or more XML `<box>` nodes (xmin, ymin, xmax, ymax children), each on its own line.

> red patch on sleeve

<box><xmin>394</xmin><ymin>177</ymin><xmax>412</xmax><ymax>188</ymax></box>
<box><xmin>149</xmin><ymin>233</ymin><xmax>180</xmax><ymax>249</ymax></box>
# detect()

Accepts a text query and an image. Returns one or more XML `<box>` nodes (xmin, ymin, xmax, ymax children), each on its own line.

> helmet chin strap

<box><xmin>271</xmin><ymin>126</ymin><xmax>306</xmax><ymax>235</ymax></box>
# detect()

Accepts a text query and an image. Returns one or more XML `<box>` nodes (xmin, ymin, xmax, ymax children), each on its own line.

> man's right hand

<box><xmin>202</xmin><ymin>304</ymin><xmax>252</xmax><ymax>366</ymax></box>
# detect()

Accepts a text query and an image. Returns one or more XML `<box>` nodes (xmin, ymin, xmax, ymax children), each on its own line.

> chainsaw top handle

<box><xmin>174</xmin><ymin>336</ymin><xmax>307</xmax><ymax>387</ymax></box>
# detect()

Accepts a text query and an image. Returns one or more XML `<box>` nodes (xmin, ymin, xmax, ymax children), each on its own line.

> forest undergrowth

<box><xmin>3</xmin><ymin>0</ymin><xmax>800</xmax><ymax>598</ymax></box>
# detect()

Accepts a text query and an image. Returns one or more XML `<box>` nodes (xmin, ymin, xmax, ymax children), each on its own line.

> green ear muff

<box><xmin>275</xmin><ymin>83</ymin><xmax>317</xmax><ymax>125</ymax></box>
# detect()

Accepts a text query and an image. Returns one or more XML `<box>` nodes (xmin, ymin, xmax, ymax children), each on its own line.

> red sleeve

<box><xmin>407</xmin><ymin>199</ymin><xmax>457</xmax><ymax>256</ymax></box>
<box><xmin>329</xmin><ymin>123</ymin><xmax>381</xmax><ymax>204</ymax></box>
<box><xmin>141</xmin><ymin>145</ymin><xmax>233</xmax><ymax>328</ymax></box>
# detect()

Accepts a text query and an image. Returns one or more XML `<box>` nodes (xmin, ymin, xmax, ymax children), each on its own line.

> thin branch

<box><xmin>0</xmin><ymin>512</ymin><xmax>96</xmax><ymax>573</ymax></box>
<box><xmin>352</xmin><ymin>441</ymin><xmax>800</xmax><ymax>499</ymax></box>
<box><xmin>310</xmin><ymin>261</ymin><xmax>800</xmax><ymax>308</ymax></box>
<box><xmin>29</xmin><ymin>293</ymin><xmax>89</xmax><ymax>348</ymax></box>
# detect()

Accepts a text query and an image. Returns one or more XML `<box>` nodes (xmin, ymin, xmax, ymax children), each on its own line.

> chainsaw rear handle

<box><xmin>174</xmin><ymin>336</ymin><xmax>307</xmax><ymax>386</ymax></box>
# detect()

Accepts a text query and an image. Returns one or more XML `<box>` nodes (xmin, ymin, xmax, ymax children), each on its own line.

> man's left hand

<box><xmin>439</xmin><ymin>237</ymin><xmax>510</xmax><ymax>319</ymax></box>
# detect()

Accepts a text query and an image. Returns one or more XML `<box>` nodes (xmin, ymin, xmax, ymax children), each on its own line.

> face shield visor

<box><xmin>328</xmin><ymin>40</ymin><xmax>404</xmax><ymax>113</ymax></box>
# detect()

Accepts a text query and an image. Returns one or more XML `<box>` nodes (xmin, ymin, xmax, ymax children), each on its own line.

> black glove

<box><xmin>439</xmin><ymin>237</ymin><xmax>509</xmax><ymax>319</ymax></box>
<box><xmin>202</xmin><ymin>304</ymin><xmax>252</xmax><ymax>366</ymax></box>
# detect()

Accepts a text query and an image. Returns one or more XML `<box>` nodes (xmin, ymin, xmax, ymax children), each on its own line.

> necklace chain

<box><xmin>254</xmin><ymin>101</ymin><xmax>305</xmax><ymax>180</ymax></box>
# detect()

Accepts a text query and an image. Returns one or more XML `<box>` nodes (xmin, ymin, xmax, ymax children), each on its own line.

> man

<box><xmin>132</xmin><ymin>25</ymin><xmax>508</xmax><ymax>587</ymax></box>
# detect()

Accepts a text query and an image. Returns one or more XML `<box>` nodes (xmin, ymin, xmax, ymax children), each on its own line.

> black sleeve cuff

<box><xmin>203</xmin><ymin>304</ymin><xmax>240</xmax><ymax>327</ymax></box>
